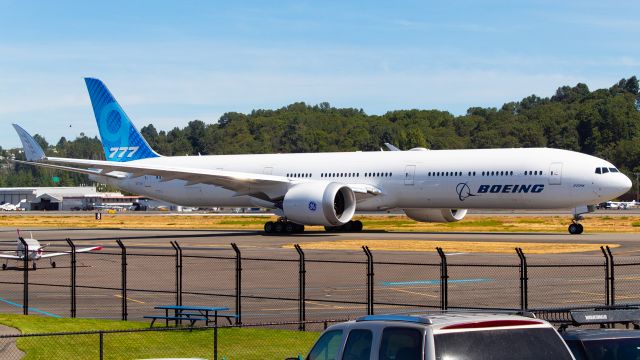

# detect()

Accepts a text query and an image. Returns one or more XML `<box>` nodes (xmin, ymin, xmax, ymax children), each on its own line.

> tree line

<box><xmin>2</xmin><ymin>76</ymin><xmax>639</xmax><ymax>196</ymax></box>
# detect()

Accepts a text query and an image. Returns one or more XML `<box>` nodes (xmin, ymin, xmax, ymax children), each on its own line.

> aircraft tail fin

<box><xmin>84</xmin><ymin>78</ymin><xmax>160</xmax><ymax>162</ymax></box>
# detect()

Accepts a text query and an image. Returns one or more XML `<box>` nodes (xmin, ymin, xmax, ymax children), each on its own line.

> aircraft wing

<box><xmin>0</xmin><ymin>253</ymin><xmax>21</xmax><ymax>260</ymax></box>
<box><xmin>40</xmin><ymin>246</ymin><xmax>103</xmax><ymax>259</ymax></box>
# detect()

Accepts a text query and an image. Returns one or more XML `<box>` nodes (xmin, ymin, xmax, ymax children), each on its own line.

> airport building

<box><xmin>0</xmin><ymin>186</ymin><xmax>145</xmax><ymax>211</ymax></box>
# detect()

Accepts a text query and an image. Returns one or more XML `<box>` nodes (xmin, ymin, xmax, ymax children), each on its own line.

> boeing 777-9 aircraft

<box><xmin>12</xmin><ymin>78</ymin><xmax>632</xmax><ymax>234</ymax></box>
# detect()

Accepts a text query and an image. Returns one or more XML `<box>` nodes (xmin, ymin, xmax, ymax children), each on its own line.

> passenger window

<box><xmin>308</xmin><ymin>330</ymin><xmax>343</xmax><ymax>360</ymax></box>
<box><xmin>341</xmin><ymin>329</ymin><xmax>372</xmax><ymax>360</ymax></box>
<box><xmin>379</xmin><ymin>327</ymin><xmax>422</xmax><ymax>360</ymax></box>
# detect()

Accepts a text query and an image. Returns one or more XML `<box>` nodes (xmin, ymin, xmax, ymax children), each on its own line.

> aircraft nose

<box><xmin>620</xmin><ymin>173</ymin><xmax>633</xmax><ymax>193</ymax></box>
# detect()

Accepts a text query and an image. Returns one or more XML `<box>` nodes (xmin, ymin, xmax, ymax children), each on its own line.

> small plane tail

<box><xmin>84</xmin><ymin>78</ymin><xmax>161</xmax><ymax>162</ymax></box>
<box><xmin>12</xmin><ymin>124</ymin><xmax>46</xmax><ymax>161</ymax></box>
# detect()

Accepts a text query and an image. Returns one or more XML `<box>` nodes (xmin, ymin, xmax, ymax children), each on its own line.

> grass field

<box><xmin>0</xmin><ymin>314</ymin><xmax>318</xmax><ymax>359</ymax></box>
<box><xmin>1</xmin><ymin>213</ymin><xmax>640</xmax><ymax>233</ymax></box>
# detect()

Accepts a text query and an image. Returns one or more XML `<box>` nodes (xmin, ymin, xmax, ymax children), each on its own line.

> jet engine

<box><xmin>404</xmin><ymin>208</ymin><xmax>467</xmax><ymax>223</ymax></box>
<box><xmin>283</xmin><ymin>182</ymin><xmax>356</xmax><ymax>226</ymax></box>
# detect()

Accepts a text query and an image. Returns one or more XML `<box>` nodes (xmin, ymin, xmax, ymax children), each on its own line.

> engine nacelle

<box><xmin>404</xmin><ymin>208</ymin><xmax>467</xmax><ymax>223</ymax></box>
<box><xmin>283</xmin><ymin>182</ymin><xmax>356</xmax><ymax>226</ymax></box>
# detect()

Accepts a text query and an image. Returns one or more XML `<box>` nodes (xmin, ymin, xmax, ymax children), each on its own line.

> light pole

<box><xmin>635</xmin><ymin>173</ymin><xmax>640</xmax><ymax>202</ymax></box>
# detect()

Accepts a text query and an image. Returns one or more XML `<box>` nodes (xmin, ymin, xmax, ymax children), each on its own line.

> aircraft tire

<box><xmin>52</xmin><ymin>261</ymin><xmax>56</xmax><ymax>268</ymax></box>
<box><xmin>294</xmin><ymin>224</ymin><xmax>305</xmax><ymax>233</ymax></box>
<box><xmin>577</xmin><ymin>223</ymin><xmax>584</xmax><ymax>234</ymax></box>
<box><xmin>32</xmin><ymin>263</ymin><xmax>37</xmax><ymax>270</ymax></box>
<box><xmin>568</xmin><ymin>223</ymin><xmax>581</xmax><ymax>235</ymax></box>
<box><xmin>353</xmin><ymin>220</ymin><xmax>363</xmax><ymax>232</ymax></box>
<box><xmin>274</xmin><ymin>221</ymin><xmax>284</xmax><ymax>233</ymax></box>
<box><xmin>264</xmin><ymin>221</ymin><xmax>274</xmax><ymax>233</ymax></box>
<box><xmin>2</xmin><ymin>264</ymin><xmax>6</xmax><ymax>270</ymax></box>
<box><xmin>285</xmin><ymin>222</ymin><xmax>295</xmax><ymax>233</ymax></box>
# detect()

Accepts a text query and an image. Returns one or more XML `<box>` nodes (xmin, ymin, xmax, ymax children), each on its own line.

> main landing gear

<box><xmin>264</xmin><ymin>219</ymin><xmax>305</xmax><ymax>234</ymax></box>
<box><xmin>568</xmin><ymin>205</ymin><xmax>595</xmax><ymax>235</ymax></box>
<box><xmin>263</xmin><ymin>219</ymin><xmax>364</xmax><ymax>234</ymax></box>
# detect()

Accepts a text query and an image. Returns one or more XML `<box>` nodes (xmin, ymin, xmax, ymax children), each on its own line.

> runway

<box><xmin>0</xmin><ymin>227</ymin><xmax>638</xmax><ymax>323</ymax></box>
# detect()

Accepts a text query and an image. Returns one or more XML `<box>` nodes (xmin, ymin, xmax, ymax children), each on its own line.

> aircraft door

<box><xmin>404</xmin><ymin>165</ymin><xmax>416</xmax><ymax>185</ymax></box>
<box><xmin>549</xmin><ymin>162</ymin><xmax>562</xmax><ymax>185</ymax></box>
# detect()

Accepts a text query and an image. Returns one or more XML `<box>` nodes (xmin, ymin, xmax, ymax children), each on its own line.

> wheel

<box><xmin>294</xmin><ymin>223</ymin><xmax>305</xmax><ymax>233</ymax></box>
<box><xmin>577</xmin><ymin>223</ymin><xmax>584</xmax><ymax>234</ymax></box>
<box><xmin>342</xmin><ymin>221</ymin><xmax>353</xmax><ymax>232</ymax></box>
<box><xmin>274</xmin><ymin>221</ymin><xmax>284</xmax><ymax>233</ymax></box>
<box><xmin>51</xmin><ymin>261</ymin><xmax>56</xmax><ymax>268</ymax></box>
<box><xmin>264</xmin><ymin>221</ymin><xmax>274</xmax><ymax>233</ymax></box>
<box><xmin>32</xmin><ymin>263</ymin><xmax>37</xmax><ymax>270</ymax></box>
<box><xmin>285</xmin><ymin>222</ymin><xmax>295</xmax><ymax>233</ymax></box>
<box><xmin>2</xmin><ymin>263</ymin><xmax>6</xmax><ymax>270</ymax></box>
<box><xmin>568</xmin><ymin>223</ymin><xmax>580</xmax><ymax>235</ymax></box>
<box><xmin>352</xmin><ymin>220</ymin><xmax>363</xmax><ymax>232</ymax></box>
<box><xmin>324</xmin><ymin>226</ymin><xmax>335</xmax><ymax>232</ymax></box>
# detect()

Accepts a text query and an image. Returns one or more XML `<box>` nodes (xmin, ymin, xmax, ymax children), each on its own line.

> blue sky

<box><xmin>1</xmin><ymin>0</ymin><xmax>639</xmax><ymax>148</ymax></box>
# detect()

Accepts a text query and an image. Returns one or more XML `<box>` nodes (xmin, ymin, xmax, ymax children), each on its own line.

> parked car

<box><xmin>557</xmin><ymin>308</ymin><xmax>640</xmax><ymax>360</ymax></box>
<box><xmin>289</xmin><ymin>312</ymin><xmax>574</xmax><ymax>360</ymax></box>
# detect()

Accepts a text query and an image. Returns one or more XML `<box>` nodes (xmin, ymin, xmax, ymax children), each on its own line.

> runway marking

<box><xmin>0</xmin><ymin>296</ymin><xmax>62</xmax><ymax>318</ymax></box>
<box><xmin>382</xmin><ymin>278</ymin><xmax>492</xmax><ymax>286</ymax></box>
<box><xmin>114</xmin><ymin>294</ymin><xmax>145</xmax><ymax>304</ymax></box>
<box><xmin>387</xmin><ymin>288</ymin><xmax>438</xmax><ymax>298</ymax></box>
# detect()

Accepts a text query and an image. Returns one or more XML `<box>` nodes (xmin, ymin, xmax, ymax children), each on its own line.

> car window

<box><xmin>379</xmin><ymin>327</ymin><xmax>422</xmax><ymax>360</ymax></box>
<box><xmin>434</xmin><ymin>328</ymin><xmax>573</xmax><ymax>360</ymax></box>
<box><xmin>308</xmin><ymin>330</ymin><xmax>343</xmax><ymax>360</ymax></box>
<box><xmin>564</xmin><ymin>340</ymin><xmax>587</xmax><ymax>360</ymax></box>
<box><xmin>582</xmin><ymin>337</ymin><xmax>640</xmax><ymax>360</ymax></box>
<box><xmin>342</xmin><ymin>329</ymin><xmax>373</xmax><ymax>360</ymax></box>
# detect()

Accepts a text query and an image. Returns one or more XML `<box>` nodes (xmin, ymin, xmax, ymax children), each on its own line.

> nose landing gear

<box><xmin>568</xmin><ymin>205</ymin><xmax>595</xmax><ymax>235</ymax></box>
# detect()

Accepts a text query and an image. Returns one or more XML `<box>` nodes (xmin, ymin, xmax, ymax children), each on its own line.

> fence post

<box><xmin>606</xmin><ymin>246</ymin><xmax>615</xmax><ymax>306</ymax></box>
<box><xmin>18</xmin><ymin>236</ymin><xmax>28</xmax><ymax>315</ymax></box>
<box><xmin>436</xmin><ymin>247</ymin><xmax>448</xmax><ymax>310</ymax></box>
<box><xmin>363</xmin><ymin>246</ymin><xmax>374</xmax><ymax>315</ymax></box>
<box><xmin>99</xmin><ymin>331</ymin><xmax>104</xmax><ymax>360</ymax></box>
<box><xmin>231</xmin><ymin>243</ymin><xmax>242</xmax><ymax>325</ymax></box>
<box><xmin>170</xmin><ymin>241</ymin><xmax>183</xmax><ymax>325</ymax></box>
<box><xmin>294</xmin><ymin>244</ymin><xmax>306</xmax><ymax>331</ymax></box>
<box><xmin>66</xmin><ymin>238</ymin><xmax>77</xmax><ymax>318</ymax></box>
<box><xmin>516</xmin><ymin>248</ymin><xmax>528</xmax><ymax>311</ymax></box>
<box><xmin>116</xmin><ymin>239</ymin><xmax>127</xmax><ymax>321</ymax></box>
<box><xmin>214</xmin><ymin>325</ymin><xmax>218</xmax><ymax>360</ymax></box>
<box><xmin>601</xmin><ymin>246</ymin><xmax>610</xmax><ymax>306</ymax></box>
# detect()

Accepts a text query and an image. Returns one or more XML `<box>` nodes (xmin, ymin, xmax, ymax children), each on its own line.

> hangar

<box><xmin>0</xmin><ymin>186</ymin><xmax>144</xmax><ymax>211</ymax></box>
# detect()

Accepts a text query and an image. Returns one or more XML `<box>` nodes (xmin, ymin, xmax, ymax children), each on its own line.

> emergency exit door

<box><xmin>405</xmin><ymin>165</ymin><xmax>416</xmax><ymax>185</ymax></box>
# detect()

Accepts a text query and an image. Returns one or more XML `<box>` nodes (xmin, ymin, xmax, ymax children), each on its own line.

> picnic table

<box><xmin>144</xmin><ymin>305</ymin><xmax>234</xmax><ymax>328</ymax></box>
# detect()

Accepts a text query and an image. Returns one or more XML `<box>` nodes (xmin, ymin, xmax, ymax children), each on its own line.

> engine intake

<box><xmin>404</xmin><ymin>208</ymin><xmax>467</xmax><ymax>223</ymax></box>
<box><xmin>283</xmin><ymin>182</ymin><xmax>356</xmax><ymax>226</ymax></box>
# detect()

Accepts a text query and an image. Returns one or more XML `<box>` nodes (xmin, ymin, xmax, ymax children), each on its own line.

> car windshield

<box><xmin>582</xmin><ymin>337</ymin><xmax>640</xmax><ymax>360</ymax></box>
<box><xmin>434</xmin><ymin>328</ymin><xmax>573</xmax><ymax>360</ymax></box>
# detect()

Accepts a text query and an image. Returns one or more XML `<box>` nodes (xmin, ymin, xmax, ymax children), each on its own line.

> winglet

<box><xmin>12</xmin><ymin>124</ymin><xmax>46</xmax><ymax>161</ymax></box>
<box><xmin>84</xmin><ymin>78</ymin><xmax>160</xmax><ymax>162</ymax></box>
<box><xmin>384</xmin><ymin>143</ymin><xmax>401</xmax><ymax>151</ymax></box>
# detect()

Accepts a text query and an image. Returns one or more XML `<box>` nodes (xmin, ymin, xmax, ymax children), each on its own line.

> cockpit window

<box><xmin>610</xmin><ymin>168</ymin><xmax>619</xmax><ymax>173</ymax></box>
<box><xmin>595</xmin><ymin>168</ymin><xmax>602</xmax><ymax>174</ymax></box>
<box><xmin>602</xmin><ymin>167</ymin><xmax>609</xmax><ymax>173</ymax></box>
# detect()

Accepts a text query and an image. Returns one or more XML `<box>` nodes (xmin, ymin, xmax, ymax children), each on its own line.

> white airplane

<box><xmin>0</xmin><ymin>231</ymin><xmax>103</xmax><ymax>270</ymax></box>
<box><xmin>0</xmin><ymin>200</ymin><xmax>26</xmax><ymax>211</ymax></box>
<box><xmin>11</xmin><ymin>78</ymin><xmax>632</xmax><ymax>235</ymax></box>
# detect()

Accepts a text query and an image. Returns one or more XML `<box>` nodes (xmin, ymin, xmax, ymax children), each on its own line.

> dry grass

<box><xmin>0</xmin><ymin>213</ymin><xmax>638</xmax><ymax>233</ymax></box>
<box><xmin>284</xmin><ymin>240</ymin><xmax>618</xmax><ymax>254</ymax></box>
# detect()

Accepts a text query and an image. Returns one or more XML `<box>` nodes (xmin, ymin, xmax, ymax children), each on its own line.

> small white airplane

<box><xmin>0</xmin><ymin>231</ymin><xmax>102</xmax><ymax>270</ymax></box>
<box><xmin>0</xmin><ymin>200</ymin><xmax>26</xmax><ymax>211</ymax></box>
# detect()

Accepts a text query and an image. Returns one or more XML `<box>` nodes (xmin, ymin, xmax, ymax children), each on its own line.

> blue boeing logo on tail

<box><xmin>85</xmin><ymin>78</ymin><xmax>160</xmax><ymax>162</ymax></box>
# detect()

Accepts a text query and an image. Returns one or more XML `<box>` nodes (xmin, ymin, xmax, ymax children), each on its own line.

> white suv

<box><xmin>299</xmin><ymin>312</ymin><xmax>574</xmax><ymax>360</ymax></box>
